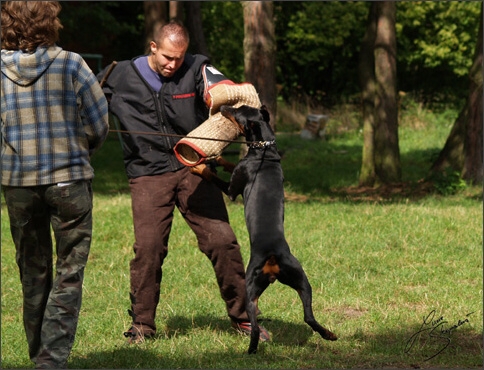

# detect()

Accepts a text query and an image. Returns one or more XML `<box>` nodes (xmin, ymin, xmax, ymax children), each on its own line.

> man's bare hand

<box><xmin>190</xmin><ymin>164</ymin><xmax>214</xmax><ymax>181</ymax></box>
<box><xmin>216</xmin><ymin>156</ymin><xmax>236</xmax><ymax>173</ymax></box>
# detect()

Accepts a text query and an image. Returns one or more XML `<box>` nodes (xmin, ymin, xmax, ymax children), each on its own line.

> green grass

<box><xmin>1</xmin><ymin>118</ymin><xmax>482</xmax><ymax>368</ymax></box>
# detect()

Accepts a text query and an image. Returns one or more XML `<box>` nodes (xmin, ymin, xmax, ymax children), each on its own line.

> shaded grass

<box><xmin>90</xmin><ymin>113</ymin><xmax>452</xmax><ymax>197</ymax></box>
<box><xmin>1</xmin><ymin>123</ymin><xmax>482</xmax><ymax>368</ymax></box>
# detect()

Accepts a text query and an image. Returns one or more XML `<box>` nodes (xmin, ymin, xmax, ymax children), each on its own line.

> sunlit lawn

<box><xmin>1</xmin><ymin>118</ymin><xmax>482</xmax><ymax>368</ymax></box>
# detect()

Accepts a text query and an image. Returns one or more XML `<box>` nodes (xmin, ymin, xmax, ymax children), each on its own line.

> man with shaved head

<box><xmin>98</xmin><ymin>20</ymin><xmax>270</xmax><ymax>345</ymax></box>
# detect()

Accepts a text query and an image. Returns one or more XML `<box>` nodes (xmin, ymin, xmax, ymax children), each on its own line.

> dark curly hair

<box><xmin>1</xmin><ymin>1</ymin><xmax>63</xmax><ymax>52</ymax></box>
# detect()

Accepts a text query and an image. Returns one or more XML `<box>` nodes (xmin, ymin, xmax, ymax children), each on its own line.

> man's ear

<box><xmin>149</xmin><ymin>40</ymin><xmax>157</xmax><ymax>54</ymax></box>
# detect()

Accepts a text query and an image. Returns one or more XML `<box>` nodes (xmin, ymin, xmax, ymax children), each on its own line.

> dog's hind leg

<box><xmin>277</xmin><ymin>255</ymin><xmax>338</xmax><ymax>341</ymax></box>
<box><xmin>246</xmin><ymin>296</ymin><xmax>261</xmax><ymax>354</ymax></box>
<box><xmin>245</xmin><ymin>262</ymin><xmax>272</xmax><ymax>354</ymax></box>
<box><xmin>296</xmin><ymin>278</ymin><xmax>337</xmax><ymax>341</ymax></box>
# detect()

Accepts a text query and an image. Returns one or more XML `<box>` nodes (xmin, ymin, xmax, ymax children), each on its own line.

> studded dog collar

<box><xmin>248</xmin><ymin>140</ymin><xmax>276</xmax><ymax>149</ymax></box>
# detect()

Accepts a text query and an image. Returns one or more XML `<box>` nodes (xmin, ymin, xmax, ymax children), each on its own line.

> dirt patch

<box><xmin>327</xmin><ymin>305</ymin><xmax>369</xmax><ymax>319</ymax></box>
<box><xmin>332</xmin><ymin>180</ymin><xmax>437</xmax><ymax>202</ymax></box>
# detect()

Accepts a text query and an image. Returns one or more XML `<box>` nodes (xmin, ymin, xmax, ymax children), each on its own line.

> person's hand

<box><xmin>216</xmin><ymin>156</ymin><xmax>236</xmax><ymax>173</ymax></box>
<box><xmin>190</xmin><ymin>164</ymin><xmax>214</xmax><ymax>181</ymax></box>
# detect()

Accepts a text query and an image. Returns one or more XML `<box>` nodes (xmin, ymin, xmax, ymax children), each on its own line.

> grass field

<box><xmin>1</xmin><ymin>110</ymin><xmax>482</xmax><ymax>369</ymax></box>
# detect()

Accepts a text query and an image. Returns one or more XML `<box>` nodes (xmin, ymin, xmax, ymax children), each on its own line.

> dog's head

<box><xmin>220</xmin><ymin>105</ymin><xmax>273</xmax><ymax>143</ymax></box>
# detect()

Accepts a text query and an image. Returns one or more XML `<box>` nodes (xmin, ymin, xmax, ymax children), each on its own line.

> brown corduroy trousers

<box><xmin>127</xmin><ymin>167</ymin><xmax>249</xmax><ymax>332</ymax></box>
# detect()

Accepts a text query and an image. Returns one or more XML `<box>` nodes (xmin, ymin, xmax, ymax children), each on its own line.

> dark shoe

<box><xmin>231</xmin><ymin>320</ymin><xmax>270</xmax><ymax>342</ymax></box>
<box><xmin>123</xmin><ymin>324</ymin><xmax>155</xmax><ymax>344</ymax></box>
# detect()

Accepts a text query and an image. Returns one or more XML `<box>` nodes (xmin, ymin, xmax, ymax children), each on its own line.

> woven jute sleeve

<box><xmin>174</xmin><ymin>112</ymin><xmax>241</xmax><ymax>166</ymax></box>
<box><xmin>174</xmin><ymin>83</ymin><xmax>261</xmax><ymax>166</ymax></box>
<box><xmin>207</xmin><ymin>83</ymin><xmax>261</xmax><ymax>115</ymax></box>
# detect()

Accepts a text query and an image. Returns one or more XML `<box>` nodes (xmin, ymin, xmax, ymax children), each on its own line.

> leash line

<box><xmin>245</xmin><ymin>145</ymin><xmax>268</xmax><ymax>201</ymax></box>
<box><xmin>108</xmin><ymin>129</ymin><xmax>246</xmax><ymax>144</ymax></box>
<box><xmin>108</xmin><ymin>129</ymin><xmax>275</xmax><ymax>147</ymax></box>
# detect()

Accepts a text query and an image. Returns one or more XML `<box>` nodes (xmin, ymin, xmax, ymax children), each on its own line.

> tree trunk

<box><xmin>430</xmin><ymin>105</ymin><xmax>467</xmax><ymax>174</ymax></box>
<box><xmin>358</xmin><ymin>1</ymin><xmax>400</xmax><ymax>186</ymax></box>
<box><xmin>184</xmin><ymin>2</ymin><xmax>210</xmax><ymax>57</ymax></box>
<box><xmin>169</xmin><ymin>1</ymin><xmax>182</xmax><ymax>20</ymax></box>
<box><xmin>144</xmin><ymin>1</ymin><xmax>168</xmax><ymax>53</ymax></box>
<box><xmin>373</xmin><ymin>1</ymin><xmax>401</xmax><ymax>184</ymax></box>
<box><xmin>431</xmin><ymin>3</ymin><xmax>483</xmax><ymax>184</ymax></box>
<box><xmin>358</xmin><ymin>3</ymin><xmax>377</xmax><ymax>187</ymax></box>
<box><xmin>242</xmin><ymin>1</ymin><xmax>277</xmax><ymax>129</ymax></box>
<box><xmin>462</xmin><ymin>3</ymin><xmax>483</xmax><ymax>183</ymax></box>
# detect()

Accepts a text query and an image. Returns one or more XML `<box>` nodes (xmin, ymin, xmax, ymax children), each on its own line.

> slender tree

<box><xmin>242</xmin><ymin>1</ymin><xmax>277</xmax><ymax>129</ymax></box>
<box><xmin>358</xmin><ymin>3</ymin><xmax>377</xmax><ymax>186</ymax></box>
<box><xmin>143</xmin><ymin>1</ymin><xmax>168</xmax><ymax>53</ymax></box>
<box><xmin>169</xmin><ymin>1</ymin><xmax>182</xmax><ymax>20</ymax></box>
<box><xmin>373</xmin><ymin>1</ymin><xmax>400</xmax><ymax>184</ymax></box>
<box><xmin>184</xmin><ymin>2</ymin><xmax>210</xmax><ymax>56</ymax></box>
<box><xmin>358</xmin><ymin>1</ymin><xmax>401</xmax><ymax>186</ymax></box>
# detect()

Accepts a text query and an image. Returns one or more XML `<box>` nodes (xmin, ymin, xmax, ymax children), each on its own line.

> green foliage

<box><xmin>428</xmin><ymin>168</ymin><xmax>468</xmax><ymax>196</ymax></box>
<box><xmin>201</xmin><ymin>2</ymin><xmax>245</xmax><ymax>82</ymax></box>
<box><xmin>57</xmin><ymin>2</ymin><xmax>481</xmax><ymax>107</ymax></box>
<box><xmin>397</xmin><ymin>1</ymin><xmax>480</xmax><ymax>75</ymax></box>
<box><xmin>272</xmin><ymin>1</ymin><xmax>480</xmax><ymax>107</ymax></box>
<box><xmin>274</xmin><ymin>1</ymin><xmax>369</xmax><ymax>104</ymax></box>
<box><xmin>396</xmin><ymin>1</ymin><xmax>481</xmax><ymax>104</ymax></box>
<box><xmin>398</xmin><ymin>93</ymin><xmax>461</xmax><ymax>128</ymax></box>
<box><xmin>58</xmin><ymin>1</ymin><xmax>145</xmax><ymax>67</ymax></box>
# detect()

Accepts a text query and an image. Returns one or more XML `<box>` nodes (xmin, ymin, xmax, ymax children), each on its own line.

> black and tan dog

<box><xmin>191</xmin><ymin>105</ymin><xmax>337</xmax><ymax>354</ymax></box>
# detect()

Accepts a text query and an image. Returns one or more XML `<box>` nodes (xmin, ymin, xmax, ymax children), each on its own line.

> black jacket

<box><xmin>99</xmin><ymin>54</ymin><xmax>227</xmax><ymax>179</ymax></box>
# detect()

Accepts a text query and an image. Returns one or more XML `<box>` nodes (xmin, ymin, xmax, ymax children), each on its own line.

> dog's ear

<box><xmin>260</xmin><ymin>105</ymin><xmax>270</xmax><ymax>123</ymax></box>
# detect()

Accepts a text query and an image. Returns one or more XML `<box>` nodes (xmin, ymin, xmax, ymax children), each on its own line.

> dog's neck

<box><xmin>246</xmin><ymin>139</ymin><xmax>280</xmax><ymax>161</ymax></box>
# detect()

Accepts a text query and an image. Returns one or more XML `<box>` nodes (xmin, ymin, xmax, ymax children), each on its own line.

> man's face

<box><xmin>149</xmin><ymin>38</ymin><xmax>187</xmax><ymax>78</ymax></box>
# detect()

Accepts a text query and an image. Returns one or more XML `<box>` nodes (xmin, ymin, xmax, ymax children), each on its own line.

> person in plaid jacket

<box><xmin>1</xmin><ymin>1</ymin><xmax>109</xmax><ymax>368</ymax></box>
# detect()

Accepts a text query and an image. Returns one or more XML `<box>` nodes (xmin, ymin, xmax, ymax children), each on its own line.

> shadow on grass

<box><xmin>93</xmin><ymin>134</ymin><xmax>482</xmax><ymax>203</ymax></box>
<box><xmin>62</xmin><ymin>319</ymin><xmax>481</xmax><ymax>369</ymax></box>
<box><xmin>161</xmin><ymin>314</ymin><xmax>315</xmax><ymax>346</ymax></box>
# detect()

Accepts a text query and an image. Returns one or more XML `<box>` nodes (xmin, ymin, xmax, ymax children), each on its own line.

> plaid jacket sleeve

<box><xmin>74</xmin><ymin>56</ymin><xmax>109</xmax><ymax>156</ymax></box>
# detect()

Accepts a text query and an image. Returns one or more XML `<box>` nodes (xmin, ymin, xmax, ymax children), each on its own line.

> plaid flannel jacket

<box><xmin>1</xmin><ymin>46</ymin><xmax>109</xmax><ymax>186</ymax></box>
